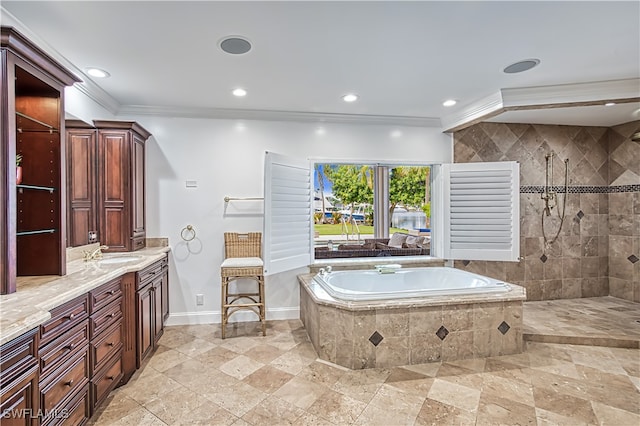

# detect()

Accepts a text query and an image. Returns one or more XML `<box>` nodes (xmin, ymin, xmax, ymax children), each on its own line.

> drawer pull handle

<box><xmin>65</xmin><ymin>380</ymin><xmax>74</xmax><ymax>387</ymax></box>
<box><xmin>108</xmin><ymin>313</ymin><xmax>116</xmax><ymax>318</ymax></box>
<box><xmin>107</xmin><ymin>342</ymin><xmax>115</xmax><ymax>347</ymax></box>
<box><xmin>107</xmin><ymin>376</ymin><xmax>115</xmax><ymax>381</ymax></box>
<box><xmin>67</xmin><ymin>313</ymin><xmax>75</xmax><ymax>320</ymax></box>
<box><xmin>108</xmin><ymin>290</ymin><xmax>116</xmax><ymax>295</ymax></box>
<box><xmin>66</xmin><ymin>343</ymin><xmax>75</xmax><ymax>351</ymax></box>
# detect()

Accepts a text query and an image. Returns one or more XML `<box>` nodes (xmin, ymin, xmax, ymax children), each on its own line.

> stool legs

<box><xmin>220</xmin><ymin>274</ymin><xmax>266</xmax><ymax>339</ymax></box>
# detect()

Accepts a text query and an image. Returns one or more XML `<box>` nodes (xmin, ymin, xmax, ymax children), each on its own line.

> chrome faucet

<box><xmin>83</xmin><ymin>245</ymin><xmax>109</xmax><ymax>261</ymax></box>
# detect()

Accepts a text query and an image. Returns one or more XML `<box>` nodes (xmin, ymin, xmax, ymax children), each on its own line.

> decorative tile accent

<box><xmin>497</xmin><ymin>321</ymin><xmax>511</xmax><ymax>335</ymax></box>
<box><xmin>368</xmin><ymin>331</ymin><xmax>384</xmax><ymax>347</ymax></box>
<box><xmin>628</xmin><ymin>254</ymin><xmax>639</xmax><ymax>264</ymax></box>
<box><xmin>539</xmin><ymin>254</ymin><xmax>548</xmax><ymax>263</ymax></box>
<box><xmin>435</xmin><ymin>325</ymin><xmax>449</xmax><ymax>341</ymax></box>
<box><xmin>576</xmin><ymin>210</ymin><xmax>585</xmax><ymax>220</ymax></box>
<box><xmin>462</xmin><ymin>260</ymin><xmax>470</xmax><ymax>266</ymax></box>
<box><xmin>520</xmin><ymin>184</ymin><xmax>640</xmax><ymax>194</ymax></box>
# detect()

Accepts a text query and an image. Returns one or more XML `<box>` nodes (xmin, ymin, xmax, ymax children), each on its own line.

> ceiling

<box><xmin>2</xmin><ymin>1</ymin><xmax>639</xmax><ymax>129</ymax></box>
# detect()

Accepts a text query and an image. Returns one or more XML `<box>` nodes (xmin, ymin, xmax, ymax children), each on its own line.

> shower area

<box><xmin>453</xmin><ymin>121</ymin><xmax>640</xmax><ymax>348</ymax></box>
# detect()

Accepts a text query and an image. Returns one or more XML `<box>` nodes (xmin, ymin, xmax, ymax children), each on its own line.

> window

<box><xmin>263</xmin><ymin>153</ymin><xmax>519</xmax><ymax>274</ymax></box>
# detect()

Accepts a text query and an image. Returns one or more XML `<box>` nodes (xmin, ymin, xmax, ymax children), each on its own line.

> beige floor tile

<box><xmin>273</xmin><ymin>376</ymin><xmax>331</xmax><ymax>410</ymax></box>
<box><xmin>481</xmin><ymin>372</ymin><xmax>535</xmax><ymax>406</ymax></box>
<box><xmin>427</xmin><ymin>378</ymin><xmax>481</xmax><ymax>413</ymax></box>
<box><xmin>242</xmin><ymin>364</ymin><xmax>294</xmax><ymax>394</ymax></box>
<box><xmin>591</xmin><ymin>400</ymin><xmax>640</xmax><ymax>426</ymax></box>
<box><xmin>367</xmin><ymin>383</ymin><xmax>425</xmax><ymax>419</ymax></box>
<box><xmin>120</xmin><ymin>371</ymin><xmax>184</xmax><ymax>405</ymax></box>
<box><xmin>172</xmin><ymin>337</ymin><xmax>218</xmax><ymax>357</ymax></box>
<box><xmin>219</xmin><ymin>354</ymin><xmax>264</xmax><ymax>380</ymax></box>
<box><xmin>108</xmin><ymin>406</ymin><xmax>167</xmax><ymax>426</ymax></box>
<box><xmin>157</xmin><ymin>329</ymin><xmax>198</xmax><ymax>349</ymax></box>
<box><xmin>142</xmin><ymin>386</ymin><xmax>210</xmax><ymax>424</ymax></box>
<box><xmin>414</xmin><ymin>398</ymin><xmax>476</xmax><ymax>426</ymax></box>
<box><xmin>297</xmin><ymin>360</ymin><xmax>347</xmax><ymax>387</ymax></box>
<box><xmin>535</xmin><ymin>407</ymin><xmax>590</xmax><ymax>426</ymax></box>
<box><xmin>204</xmin><ymin>382</ymin><xmax>268</xmax><ymax>417</ymax></box>
<box><xmin>242</xmin><ymin>395</ymin><xmax>305</xmax><ymax>425</ymax></box>
<box><xmin>475</xmin><ymin>393</ymin><xmax>537</xmax><ymax>426</ymax></box>
<box><xmin>270</xmin><ymin>349</ymin><xmax>315</xmax><ymax>375</ymax></box>
<box><xmin>171</xmin><ymin>404</ymin><xmax>238</xmax><ymax>426</ymax></box>
<box><xmin>532</xmin><ymin>385</ymin><xmax>598</xmax><ymax>424</ymax></box>
<box><xmin>219</xmin><ymin>336</ymin><xmax>262</xmax><ymax>354</ymax></box>
<box><xmin>291</xmin><ymin>412</ymin><xmax>336</xmax><ymax>426</ymax></box>
<box><xmin>243</xmin><ymin>343</ymin><xmax>286</xmax><ymax>364</ymax></box>
<box><xmin>306</xmin><ymin>389</ymin><xmax>368</xmax><ymax>425</ymax></box>
<box><xmin>194</xmin><ymin>345</ymin><xmax>240</xmax><ymax>367</ymax></box>
<box><xmin>144</xmin><ymin>348</ymin><xmax>189</xmax><ymax>373</ymax></box>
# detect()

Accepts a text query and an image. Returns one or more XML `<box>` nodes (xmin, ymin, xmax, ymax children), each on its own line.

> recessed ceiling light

<box><xmin>390</xmin><ymin>130</ymin><xmax>403</xmax><ymax>138</ymax></box>
<box><xmin>220</xmin><ymin>37</ymin><xmax>252</xmax><ymax>55</ymax></box>
<box><xmin>503</xmin><ymin>59</ymin><xmax>540</xmax><ymax>74</ymax></box>
<box><xmin>315</xmin><ymin>127</ymin><xmax>326</xmax><ymax>136</ymax></box>
<box><xmin>604</xmin><ymin>102</ymin><xmax>616</xmax><ymax>106</ymax></box>
<box><xmin>85</xmin><ymin>68</ymin><xmax>110</xmax><ymax>78</ymax></box>
<box><xmin>232</xmin><ymin>88</ymin><xmax>247</xmax><ymax>97</ymax></box>
<box><xmin>342</xmin><ymin>93</ymin><xmax>359</xmax><ymax>103</ymax></box>
<box><xmin>442</xmin><ymin>99</ymin><xmax>457</xmax><ymax>107</ymax></box>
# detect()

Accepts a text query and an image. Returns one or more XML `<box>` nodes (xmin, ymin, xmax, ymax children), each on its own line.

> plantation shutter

<box><xmin>441</xmin><ymin>161</ymin><xmax>520</xmax><ymax>261</ymax></box>
<box><xmin>263</xmin><ymin>151</ymin><xmax>312</xmax><ymax>275</ymax></box>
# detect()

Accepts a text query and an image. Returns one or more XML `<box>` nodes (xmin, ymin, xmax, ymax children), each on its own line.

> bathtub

<box><xmin>299</xmin><ymin>267</ymin><xmax>526</xmax><ymax>369</ymax></box>
<box><xmin>312</xmin><ymin>267</ymin><xmax>511</xmax><ymax>301</ymax></box>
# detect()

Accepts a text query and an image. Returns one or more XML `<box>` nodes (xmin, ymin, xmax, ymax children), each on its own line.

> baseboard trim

<box><xmin>164</xmin><ymin>307</ymin><xmax>300</xmax><ymax>326</ymax></box>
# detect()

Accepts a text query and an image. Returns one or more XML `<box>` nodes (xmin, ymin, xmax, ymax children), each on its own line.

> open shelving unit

<box><xmin>1</xmin><ymin>26</ymin><xmax>80</xmax><ymax>294</ymax></box>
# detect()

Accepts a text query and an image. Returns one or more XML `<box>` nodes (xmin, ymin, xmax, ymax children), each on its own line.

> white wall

<box><xmin>131</xmin><ymin>116</ymin><xmax>452</xmax><ymax>325</ymax></box>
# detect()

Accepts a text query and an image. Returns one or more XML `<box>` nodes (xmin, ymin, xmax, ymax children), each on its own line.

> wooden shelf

<box><xmin>16</xmin><ymin>111</ymin><xmax>59</xmax><ymax>133</ymax></box>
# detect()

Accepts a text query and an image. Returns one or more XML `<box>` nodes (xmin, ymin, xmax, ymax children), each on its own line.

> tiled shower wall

<box><xmin>452</xmin><ymin>120</ymin><xmax>640</xmax><ymax>302</ymax></box>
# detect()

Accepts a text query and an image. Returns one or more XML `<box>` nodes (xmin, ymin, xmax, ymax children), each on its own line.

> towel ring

<box><xmin>181</xmin><ymin>225</ymin><xmax>196</xmax><ymax>241</ymax></box>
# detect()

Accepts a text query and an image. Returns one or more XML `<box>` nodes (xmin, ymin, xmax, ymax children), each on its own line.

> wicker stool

<box><xmin>220</xmin><ymin>232</ymin><xmax>266</xmax><ymax>339</ymax></box>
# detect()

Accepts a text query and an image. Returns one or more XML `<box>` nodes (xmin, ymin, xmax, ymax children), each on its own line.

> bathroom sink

<box><xmin>98</xmin><ymin>255</ymin><xmax>143</xmax><ymax>265</ymax></box>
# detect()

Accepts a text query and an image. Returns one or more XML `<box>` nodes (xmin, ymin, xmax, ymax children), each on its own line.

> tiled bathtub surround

<box><xmin>453</xmin><ymin>120</ymin><xmax>640</xmax><ymax>302</ymax></box>
<box><xmin>298</xmin><ymin>274</ymin><xmax>525</xmax><ymax>369</ymax></box>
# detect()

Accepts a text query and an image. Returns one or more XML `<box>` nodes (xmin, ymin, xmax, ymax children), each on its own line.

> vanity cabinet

<box><xmin>0</xmin><ymin>329</ymin><xmax>39</xmax><ymax>426</ymax></box>
<box><xmin>65</xmin><ymin>121</ymin><xmax>151</xmax><ymax>252</ymax></box>
<box><xmin>38</xmin><ymin>294</ymin><xmax>90</xmax><ymax>426</ymax></box>
<box><xmin>135</xmin><ymin>256</ymin><xmax>168</xmax><ymax>366</ymax></box>
<box><xmin>1</xmin><ymin>27</ymin><xmax>80</xmax><ymax>294</ymax></box>
<box><xmin>88</xmin><ymin>278</ymin><xmax>123</xmax><ymax>414</ymax></box>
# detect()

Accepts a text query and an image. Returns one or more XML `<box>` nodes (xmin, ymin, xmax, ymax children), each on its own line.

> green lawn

<box><xmin>314</xmin><ymin>223</ymin><xmax>405</xmax><ymax>235</ymax></box>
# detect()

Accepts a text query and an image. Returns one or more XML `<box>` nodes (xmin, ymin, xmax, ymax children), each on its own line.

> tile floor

<box><xmin>89</xmin><ymin>311</ymin><xmax>640</xmax><ymax>425</ymax></box>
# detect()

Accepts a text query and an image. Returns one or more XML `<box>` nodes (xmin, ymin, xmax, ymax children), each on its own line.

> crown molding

<box><xmin>1</xmin><ymin>6</ymin><xmax>120</xmax><ymax>115</ymax></box>
<box><xmin>117</xmin><ymin>104</ymin><xmax>443</xmax><ymax>128</ymax></box>
<box><xmin>442</xmin><ymin>78</ymin><xmax>640</xmax><ymax>133</ymax></box>
<box><xmin>440</xmin><ymin>91</ymin><xmax>505</xmax><ymax>133</ymax></box>
<box><xmin>501</xmin><ymin>78</ymin><xmax>640</xmax><ymax>108</ymax></box>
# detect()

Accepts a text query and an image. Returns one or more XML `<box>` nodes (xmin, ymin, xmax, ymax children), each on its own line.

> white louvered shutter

<box><xmin>263</xmin><ymin>152</ymin><xmax>312</xmax><ymax>275</ymax></box>
<box><xmin>442</xmin><ymin>161</ymin><xmax>519</xmax><ymax>261</ymax></box>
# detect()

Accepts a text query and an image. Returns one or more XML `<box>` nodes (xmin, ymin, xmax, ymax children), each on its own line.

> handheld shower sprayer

<box><xmin>541</xmin><ymin>152</ymin><xmax>569</xmax><ymax>252</ymax></box>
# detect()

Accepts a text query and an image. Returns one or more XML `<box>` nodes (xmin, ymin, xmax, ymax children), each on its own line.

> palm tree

<box><xmin>315</xmin><ymin>164</ymin><xmax>327</xmax><ymax>224</ymax></box>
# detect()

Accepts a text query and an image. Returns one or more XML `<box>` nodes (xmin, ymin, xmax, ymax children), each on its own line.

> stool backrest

<box><xmin>224</xmin><ymin>232</ymin><xmax>262</xmax><ymax>259</ymax></box>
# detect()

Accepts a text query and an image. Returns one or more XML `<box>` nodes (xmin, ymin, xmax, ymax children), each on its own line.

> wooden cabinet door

<box><xmin>97</xmin><ymin>130</ymin><xmax>129</xmax><ymax>252</ymax></box>
<box><xmin>66</xmin><ymin>127</ymin><xmax>96</xmax><ymax>247</ymax></box>
<box><xmin>161</xmin><ymin>268</ymin><xmax>169</xmax><ymax>322</ymax></box>
<box><xmin>130</xmin><ymin>135</ymin><xmax>145</xmax><ymax>250</ymax></box>
<box><xmin>136</xmin><ymin>284</ymin><xmax>153</xmax><ymax>364</ymax></box>
<box><xmin>0</xmin><ymin>364</ymin><xmax>39</xmax><ymax>426</ymax></box>
<box><xmin>152</xmin><ymin>278</ymin><xmax>163</xmax><ymax>345</ymax></box>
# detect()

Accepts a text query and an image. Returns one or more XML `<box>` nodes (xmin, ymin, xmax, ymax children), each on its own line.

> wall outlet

<box><xmin>196</xmin><ymin>294</ymin><xmax>204</xmax><ymax>305</ymax></box>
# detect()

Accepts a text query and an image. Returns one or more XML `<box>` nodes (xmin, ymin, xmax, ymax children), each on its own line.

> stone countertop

<box><xmin>0</xmin><ymin>246</ymin><xmax>170</xmax><ymax>346</ymax></box>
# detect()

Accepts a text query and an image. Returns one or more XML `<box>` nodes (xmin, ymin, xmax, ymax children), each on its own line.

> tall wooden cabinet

<box><xmin>66</xmin><ymin>121</ymin><xmax>150</xmax><ymax>251</ymax></box>
<box><xmin>1</xmin><ymin>27</ymin><xmax>80</xmax><ymax>294</ymax></box>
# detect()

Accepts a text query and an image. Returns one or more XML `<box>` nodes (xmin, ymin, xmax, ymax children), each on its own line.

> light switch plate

<box><xmin>186</xmin><ymin>180</ymin><xmax>197</xmax><ymax>188</ymax></box>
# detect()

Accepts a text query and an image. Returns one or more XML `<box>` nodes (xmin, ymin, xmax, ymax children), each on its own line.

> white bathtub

<box><xmin>312</xmin><ymin>267</ymin><xmax>511</xmax><ymax>301</ymax></box>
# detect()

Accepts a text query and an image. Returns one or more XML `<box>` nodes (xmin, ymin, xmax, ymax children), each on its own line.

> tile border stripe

<box><xmin>520</xmin><ymin>184</ymin><xmax>639</xmax><ymax>194</ymax></box>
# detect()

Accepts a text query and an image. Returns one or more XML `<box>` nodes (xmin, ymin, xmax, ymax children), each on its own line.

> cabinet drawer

<box><xmin>132</xmin><ymin>237</ymin><xmax>146</xmax><ymax>251</ymax></box>
<box><xmin>89</xmin><ymin>279</ymin><xmax>122</xmax><ymax>314</ymax></box>
<box><xmin>89</xmin><ymin>299</ymin><xmax>122</xmax><ymax>339</ymax></box>
<box><xmin>136</xmin><ymin>260</ymin><xmax>163</xmax><ymax>289</ymax></box>
<box><xmin>90</xmin><ymin>352</ymin><xmax>123</xmax><ymax>412</ymax></box>
<box><xmin>39</xmin><ymin>322</ymin><xmax>89</xmax><ymax>377</ymax></box>
<box><xmin>41</xmin><ymin>295</ymin><xmax>89</xmax><ymax>347</ymax></box>
<box><xmin>0</xmin><ymin>328</ymin><xmax>38</xmax><ymax>386</ymax></box>
<box><xmin>40</xmin><ymin>349</ymin><xmax>89</xmax><ymax>414</ymax></box>
<box><xmin>0</xmin><ymin>363</ymin><xmax>39</xmax><ymax>426</ymax></box>
<box><xmin>41</xmin><ymin>384</ymin><xmax>89</xmax><ymax>426</ymax></box>
<box><xmin>90</xmin><ymin>322</ymin><xmax>122</xmax><ymax>375</ymax></box>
